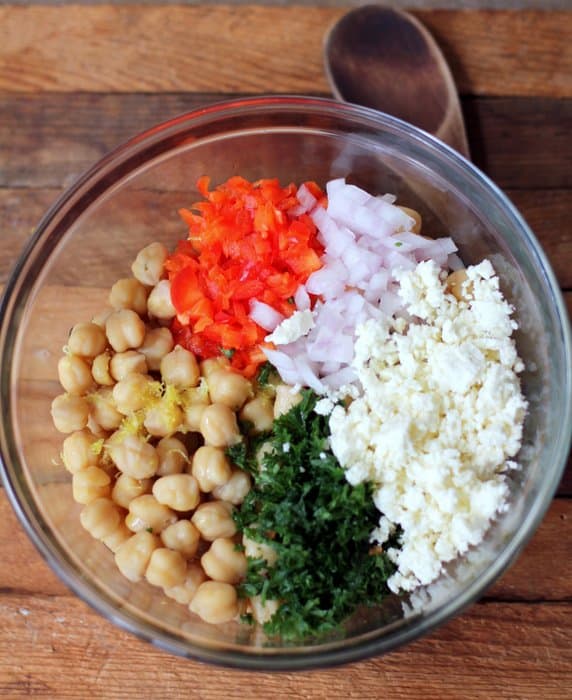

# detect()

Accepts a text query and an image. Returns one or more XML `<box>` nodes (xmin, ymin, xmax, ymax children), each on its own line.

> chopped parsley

<box><xmin>221</xmin><ymin>347</ymin><xmax>236</xmax><ymax>359</ymax></box>
<box><xmin>256</xmin><ymin>361</ymin><xmax>277</xmax><ymax>388</ymax></box>
<box><xmin>231</xmin><ymin>389</ymin><xmax>397</xmax><ymax>641</ymax></box>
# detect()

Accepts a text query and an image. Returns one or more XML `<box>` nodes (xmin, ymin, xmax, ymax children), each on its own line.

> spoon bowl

<box><xmin>324</xmin><ymin>5</ymin><xmax>470</xmax><ymax>158</ymax></box>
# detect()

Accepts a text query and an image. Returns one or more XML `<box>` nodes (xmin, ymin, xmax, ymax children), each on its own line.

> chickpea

<box><xmin>111</xmin><ymin>473</ymin><xmax>153</xmax><ymax>509</ymax></box>
<box><xmin>62</xmin><ymin>429</ymin><xmax>101</xmax><ymax>474</ymax></box>
<box><xmin>57</xmin><ymin>354</ymin><xmax>94</xmax><ymax>395</ymax></box>
<box><xmin>145</xmin><ymin>548</ymin><xmax>187</xmax><ymax>589</ymax></box>
<box><xmin>86</xmin><ymin>413</ymin><xmax>108</xmax><ymax>438</ymax></box>
<box><xmin>212</xmin><ymin>469</ymin><xmax>251</xmax><ymax>505</ymax></box>
<box><xmin>240</xmin><ymin>396</ymin><xmax>274</xmax><ymax>433</ymax></box>
<box><xmin>200</xmin><ymin>404</ymin><xmax>240</xmax><ymax>447</ymax></box>
<box><xmin>144</xmin><ymin>399</ymin><xmax>183</xmax><ymax>438</ymax></box>
<box><xmin>147</xmin><ymin>279</ymin><xmax>176</xmax><ymax>321</ymax></box>
<box><xmin>191</xmin><ymin>446</ymin><xmax>232</xmax><ymax>493</ymax></box>
<box><xmin>152</xmin><ymin>474</ymin><xmax>201</xmax><ymax>512</ymax></box>
<box><xmin>398</xmin><ymin>206</ymin><xmax>422</xmax><ymax>234</ymax></box>
<box><xmin>446</xmin><ymin>268</ymin><xmax>471</xmax><ymax>301</ymax></box>
<box><xmin>91</xmin><ymin>310</ymin><xmax>112</xmax><ymax>329</ymax></box>
<box><xmin>189</xmin><ymin>581</ymin><xmax>239</xmax><ymax>624</ymax></box>
<box><xmin>80</xmin><ymin>497</ymin><xmax>122</xmax><ymax>540</ymax></box>
<box><xmin>138</xmin><ymin>327</ymin><xmax>174</xmax><ymax>371</ymax></box>
<box><xmin>68</xmin><ymin>322</ymin><xmax>107</xmax><ymax>358</ymax></box>
<box><xmin>102</xmin><ymin>522</ymin><xmax>132</xmax><ymax>552</ymax></box>
<box><xmin>109</xmin><ymin>351</ymin><xmax>147</xmax><ymax>382</ymax></box>
<box><xmin>273</xmin><ymin>384</ymin><xmax>302</xmax><ymax>418</ymax></box>
<box><xmin>200</xmin><ymin>356</ymin><xmax>230</xmax><ymax>378</ymax></box>
<box><xmin>72</xmin><ymin>466</ymin><xmax>111</xmax><ymax>504</ymax></box>
<box><xmin>249</xmin><ymin>595</ymin><xmax>279</xmax><ymax>624</ymax></box>
<box><xmin>200</xmin><ymin>537</ymin><xmax>247</xmax><ymax>584</ymax></box>
<box><xmin>156</xmin><ymin>436</ymin><xmax>188</xmax><ymax>476</ymax></box>
<box><xmin>160</xmin><ymin>520</ymin><xmax>200</xmax><ymax>559</ymax></box>
<box><xmin>109</xmin><ymin>434</ymin><xmax>159</xmax><ymax>479</ymax></box>
<box><xmin>112</xmin><ymin>373</ymin><xmax>156</xmax><ymax>415</ymax></box>
<box><xmin>92</xmin><ymin>351</ymin><xmax>115</xmax><ymax>386</ymax></box>
<box><xmin>183</xmin><ymin>404</ymin><xmax>207</xmax><ymax>432</ymax></box>
<box><xmin>98</xmin><ymin>452</ymin><xmax>118</xmax><ymax>478</ymax></box>
<box><xmin>160</xmin><ymin>346</ymin><xmax>200</xmax><ymax>388</ymax></box>
<box><xmin>51</xmin><ymin>393</ymin><xmax>89</xmax><ymax>433</ymax></box>
<box><xmin>207</xmin><ymin>369</ymin><xmax>252</xmax><ymax>410</ymax></box>
<box><xmin>126</xmin><ymin>494</ymin><xmax>177</xmax><ymax>534</ymax></box>
<box><xmin>88</xmin><ymin>387</ymin><xmax>123</xmax><ymax>431</ymax></box>
<box><xmin>164</xmin><ymin>563</ymin><xmax>206</xmax><ymax>605</ymax></box>
<box><xmin>131</xmin><ymin>242</ymin><xmax>168</xmax><ymax>287</ymax></box>
<box><xmin>109</xmin><ymin>277</ymin><xmax>149</xmax><ymax>316</ymax></box>
<box><xmin>105</xmin><ymin>309</ymin><xmax>146</xmax><ymax>353</ymax></box>
<box><xmin>191</xmin><ymin>501</ymin><xmax>236</xmax><ymax>541</ymax></box>
<box><xmin>115</xmin><ymin>531</ymin><xmax>160</xmax><ymax>583</ymax></box>
<box><xmin>243</xmin><ymin>534</ymin><xmax>278</xmax><ymax>567</ymax></box>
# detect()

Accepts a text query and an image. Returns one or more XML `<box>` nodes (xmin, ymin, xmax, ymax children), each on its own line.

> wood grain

<box><xmin>0</xmin><ymin>591</ymin><xmax>570</xmax><ymax>699</ymax></box>
<box><xmin>1</xmin><ymin>186</ymin><xmax>571</xmax><ymax>289</ymax></box>
<box><xmin>1</xmin><ymin>489</ymin><xmax>570</xmax><ymax>601</ymax></box>
<box><xmin>0</xmin><ymin>3</ymin><xmax>570</xmax><ymax>696</ymax></box>
<box><xmin>462</xmin><ymin>97</ymin><xmax>572</xmax><ymax>190</ymax></box>
<box><xmin>2</xmin><ymin>93</ymin><xmax>570</xmax><ymax>191</ymax></box>
<box><xmin>0</xmin><ymin>7</ymin><xmax>570</xmax><ymax>97</ymax></box>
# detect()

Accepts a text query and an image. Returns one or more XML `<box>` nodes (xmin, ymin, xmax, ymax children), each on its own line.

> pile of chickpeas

<box><xmin>50</xmin><ymin>241</ymin><xmax>289</xmax><ymax>626</ymax></box>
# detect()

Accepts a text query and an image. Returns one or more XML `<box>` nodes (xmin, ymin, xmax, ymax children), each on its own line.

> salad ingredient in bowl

<box><xmin>3</xmin><ymin>96</ymin><xmax>569</xmax><ymax>669</ymax></box>
<box><xmin>49</xmin><ymin>174</ymin><xmax>527</xmax><ymax>641</ymax></box>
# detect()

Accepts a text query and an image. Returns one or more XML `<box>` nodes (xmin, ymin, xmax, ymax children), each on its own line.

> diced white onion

<box><xmin>263</xmin><ymin>178</ymin><xmax>458</xmax><ymax>394</ymax></box>
<box><xmin>249</xmin><ymin>300</ymin><xmax>284</xmax><ymax>331</ymax></box>
<box><xmin>294</xmin><ymin>285</ymin><xmax>311</xmax><ymax>311</ymax></box>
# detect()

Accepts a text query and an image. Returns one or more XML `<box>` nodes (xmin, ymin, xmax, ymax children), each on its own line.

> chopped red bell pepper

<box><xmin>166</xmin><ymin>176</ymin><xmax>325</xmax><ymax>377</ymax></box>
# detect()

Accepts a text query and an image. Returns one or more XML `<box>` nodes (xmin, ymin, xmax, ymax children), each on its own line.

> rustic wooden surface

<box><xmin>0</xmin><ymin>4</ymin><xmax>571</xmax><ymax>698</ymax></box>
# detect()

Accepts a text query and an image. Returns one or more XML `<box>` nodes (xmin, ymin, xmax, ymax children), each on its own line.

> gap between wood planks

<box><xmin>1</xmin><ymin>93</ymin><xmax>570</xmax><ymax>191</ymax></box>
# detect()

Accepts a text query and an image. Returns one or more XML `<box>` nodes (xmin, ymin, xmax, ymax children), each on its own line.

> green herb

<box><xmin>233</xmin><ymin>390</ymin><xmax>397</xmax><ymax>641</ymax></box>
<box><xmin>221</xmin><ymin>347</ymin><xmax>236</xmax><ymax>359</ymax></box>
<box><xmin>394</xmin><ymin>241</ymin><xmax>403</xmax><ymax>247</ymax></box>
<box><xmin>146</xmin><ymin>527</ymin><xmax>153</xmax><ymax>534</ymax></box>
<box><xmin>256</xmin><ymin>361</ymin><xmax>276</xmax><ymax>387</ymax></box>
<box><xmin>226</xmin><ymin>441</ymin><xmax>248</xmax><ymax>470</ymax></box>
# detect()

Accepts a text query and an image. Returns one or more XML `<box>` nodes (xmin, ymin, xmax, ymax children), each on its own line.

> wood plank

<box><xmin>508</xmin><ymin>190</ymin><xmax>572</xmax><ymax>288</ymax></box>
<box><xmin>486</xmin><ymin>498</ymin><xmax>572</xmax><ymax>601</ymax></box>
<box><xmin>462</xmin><ymin>97</ymin><xmax>572</xmax><ymax>189</ymax></box>
<box><xmin>1</xmin><ymin>94</ymin><xmax>570</xmax><ymax>191</ymax></box>
<box><xmin>0</xmin><ymin>188</ymin><xmax>60</xmax><ymax>284</ymax></box>
<box><xmin>2</xmin><ymin>187</ymin><xmax>571</xmax><ymax>291</ymax></box>
<box><xmin>1</xmin><ymin>488</ymin><xmax>570</xmax><ymax>601</ymax></box>
<box><xmin>0</xmin><ymin>7</ymin><xmax>569</xmax><ymax>97</ymax></box>
<box><xmin>0</xmin><ymin>591</ymin><xmax>570</xmax><ymax>698</ymax></box>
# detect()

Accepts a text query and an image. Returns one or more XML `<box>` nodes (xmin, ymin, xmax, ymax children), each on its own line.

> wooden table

<box><xmin>1</xmin><ymin>4</ymin><xmax>571</xmax><ymax>698</ymax></box>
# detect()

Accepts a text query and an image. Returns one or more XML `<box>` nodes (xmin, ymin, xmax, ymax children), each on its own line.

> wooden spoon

<box><xmin>324</xmin><ymin>5</ymin><xmax>470</xmax><ymax>159</ymax></box>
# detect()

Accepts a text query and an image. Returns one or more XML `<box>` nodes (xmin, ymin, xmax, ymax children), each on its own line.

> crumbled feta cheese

<box><xmin>265</xmin><ymin>310</ymin><xmax>315</xmax><ymax>345</ymax></box>
<box><xmin>282</xmin><ymin>442</ymin><xmax>291</xmax><ymax>453</ymax></box>
<box><xmin>329</xmin><ymin>259</ymin><xmax>527</xmax><ymax>593</ymax></box>
<box><xmin>314</xmin><ymin>397</ymin><xmax>335</xmax><ymax>415</ymax></box>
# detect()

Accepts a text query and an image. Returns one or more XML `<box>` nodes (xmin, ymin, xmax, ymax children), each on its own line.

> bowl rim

<box><xmin>1</xmin><ymin>94</ymin><xmax>571</xmax><ymax>670</ymax></box>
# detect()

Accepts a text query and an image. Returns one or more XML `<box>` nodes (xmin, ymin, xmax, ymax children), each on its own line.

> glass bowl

<box><xmin>1</xmin><ymin>96</ymin><xmax>570</xmax><ymax>670</ymax></box>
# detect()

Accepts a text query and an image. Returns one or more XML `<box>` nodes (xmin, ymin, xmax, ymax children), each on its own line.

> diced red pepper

<box><xmin>166</xmin><ymin>176</ymin><xmax>325</xmax><ymax>376</ymax></box>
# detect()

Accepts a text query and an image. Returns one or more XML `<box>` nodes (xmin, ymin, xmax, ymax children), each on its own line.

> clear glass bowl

<box><xmin>1</xmin><ymin>96</ymin><xmax>570</xmax><ymax>670</ymax></box>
